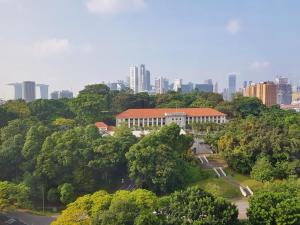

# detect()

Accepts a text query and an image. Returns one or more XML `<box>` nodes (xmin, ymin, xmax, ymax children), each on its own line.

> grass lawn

<box><xmin>187</xmin><ymin>167</ymin><xmax>242</xmax><ymax>199</ymax></box>
<box><xmin>224</xmin><ymin>168</ymin><xmax>263</xmax><ymax>192</ymax></box>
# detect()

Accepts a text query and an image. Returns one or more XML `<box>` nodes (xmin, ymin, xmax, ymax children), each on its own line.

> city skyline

<box><xmin>1</xmin><ymin>0</ymin><xmax>300</xmax><ymax>99</ymax></box>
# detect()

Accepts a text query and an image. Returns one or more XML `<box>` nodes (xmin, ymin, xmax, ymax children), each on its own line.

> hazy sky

<box><xmin>0</xmin><ymin>0</ymin><xmax>300</xmax><ymax>99</ymax></box>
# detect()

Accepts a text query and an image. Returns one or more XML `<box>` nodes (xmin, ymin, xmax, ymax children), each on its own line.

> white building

<box><xmin>129</xmin><ymin>66</ymin><xmax>139</xmax><ymax>94</ymax></box>
<box><xmin>116</xmin><ymin>108</ymin><xmax>227</xmax><ymax>129</ymax></box>
<box><xmin>155</xmin><ymin>77</ymin><xmax>168</xmax><ymax>94</ymax></box>
<box><xmin>173</xmin><ymin>79</ymin><xmax>182</xmax><ymax>92</ymax></box>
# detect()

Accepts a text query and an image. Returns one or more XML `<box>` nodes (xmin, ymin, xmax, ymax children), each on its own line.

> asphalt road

<box><xmin>5</xmin><ymin>211</ymin><xmax>56</xmax><ymax>225</ymax></box>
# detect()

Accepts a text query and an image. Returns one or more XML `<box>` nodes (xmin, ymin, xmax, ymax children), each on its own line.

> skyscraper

<box><xmin>22</xmin><ymin>81</ymin><xmax>36</xmax><ymax>102</ymax></box>
<box><xmin>51</xmin><ymin>91</ymin><xmax>59</xmax><ymax>100</ymax></box>
<box><xmin>7</xmin><ymin>83</ymin><xmax>22</xmax><ymax>99</ymax></box>
<box><xmin>155</xmin><ymin>77</ymin><xmax>168</xmax><ymax>94</ymax></box>
<box><xmin>244</xmin><ymin>82</ymin><xmax>277</xmax><ymax>107</ymax></box>
<box><xmin>173</xmin><ymin>79</ymin><xmax>182</xmax><ymax>92</ymax></box>
<box><xmin>204</xmin><ymin>79</ymin><xmax>213</xmax><ymax>85</ymax></box>
<box><xmin>59</xmin><ymin>90</ymin><xmax>73</xmax><ymax>99</ymax></box>
<box><xmin>129</xmin><ymin>66</ymin><xmax>139</xmax><ymax>94</ymax></box>
<box><xmin>228</xmin><ymin>74</ymin><xmax>237</xmax><ymax>101</ymax></box>
<box><xmin>275</xmin><ymin>77</ymin><xmax>292</xmax><ymax>105</ymax></box>
<box><xmin>145</xmin><ymin>70</ymin><xmax>151</xmax><ymax>91</ymax></box>
<box><xmin>36</xmin><ymin>84</ymin><xmax>49</xmax><ymax>99</ymax></box>
<box><xmin>195</xmin><ymin>83</ymin><xmax>213</xmax><ymax>93</ymax></box>
<box><xmin>214</xmin><ymin>82</ymin><xmax>219</xmax><ymax>93</ymax></box>
<box><xmin>139</xmin><ymin>64</ymin><xmax>146</xmax><ymax>92</ymax></box>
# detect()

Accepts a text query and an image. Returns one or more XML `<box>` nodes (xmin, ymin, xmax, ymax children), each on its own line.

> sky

<box><xmin>0</xmin><ymin>0</ymin><xmax>300</xmax><ymax>99</ymax></box>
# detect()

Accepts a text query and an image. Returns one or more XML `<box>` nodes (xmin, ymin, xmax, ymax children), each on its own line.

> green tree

<box><xmin>251</xmin><ymin>156</ymin><xmax>275</xmax><ymax>182</ymax></box>
<box><xmin>59</xmin><ymin>183</ymin><xmax>75</xmax><ymax>204</ymax></box>
<box><xmin>248</xmin><ymin>180</ymin><xmax>300</xmax><ymax>225</ymax></box>
<box><xmin>159</xmin><ymin>185</ymin><xmax>239</xmax><ymax>225</ymax></box>
<box><xmin>126</xmin><ymin>124</ymin><xmax>193</xmax><ymax>193</ymax></box>
<box><xmin>0</xmin><ymin>181</ymin><xmax>30</xmax><ymax>210</ymax></box>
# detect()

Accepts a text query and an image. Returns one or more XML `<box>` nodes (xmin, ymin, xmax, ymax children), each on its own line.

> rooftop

<box><xmin>116</xmin><ymin>108</ymin><xmax>225</xmax><ymax>119</ymax></box>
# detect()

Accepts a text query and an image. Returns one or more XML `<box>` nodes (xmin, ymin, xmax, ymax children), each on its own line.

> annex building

<box><xmin>116</xmin><ymin>108</ymin><xmax>226</xmax><ymax>129</ymax></box>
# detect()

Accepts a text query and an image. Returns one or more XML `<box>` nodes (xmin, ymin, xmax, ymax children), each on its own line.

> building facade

<box><xmin>195</xmin><ymin>83</ymin><xmax>213</xmax><ymax>93</ymax></box>
<box><xmin>155</xmin><ymin>77</ymin><xmax>168</xmax><ymax>94</ymax></box>
<box><xmin>129</xmin><ymin>66</ymin><xmax>139</xmax><ymax>94</ymax></box>
<box><xmin>116</xmin><ymin>108</ymin><xmax>226</xmax><ymax>129</ymax></box>
<box><xmin>228</xmin><ymin>74</ymin><xmax>237</xmax><ymax>101</ymax></box>
<box><xmin>36</xmin><ymin>84</ymin><xmax>49</xmax><ymax>99</ymax></box>
<box><xmin>22</xmin><ymin>81</ymin><xmax>36</xmax><ymax>102</ymax></box>
<box><xmin>275</xmin><ymin>77</ymin><xmax>292</xmax><ymax>105</ymax></box>
<box><xmin>244</xmin><ymin>82</ymin><xmax>277</xmax><ymax>107</ymax></box>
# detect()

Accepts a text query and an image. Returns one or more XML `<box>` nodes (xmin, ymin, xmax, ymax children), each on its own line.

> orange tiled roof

<box><xmin>95</xmin><ymin>122</ymin><xmax>109</xmax><ymax>128</ymax></box>
<box><xmin>116</xmin><ymin>108</ymin><xmax>225</xmax><ymax>119</ymax></box>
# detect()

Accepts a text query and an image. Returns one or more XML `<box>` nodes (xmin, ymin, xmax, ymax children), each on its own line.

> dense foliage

<box><xmin>126</xmin><ymin>123</ymin><xmax>193</xmax><ymax>193</ymax></box>
<box><xmin>52</xmin><ymin>186</ymin><xmax>239</xmax><ymax>225</ymax></box>
<box><xmin>247</xmin><ymin>179</ymin><xmax>300</xmax><ymax>225</ymax></box>
<box><xmin>206</xmin><ymin>107</ymin><xmax>300</xmax><ymax>179</ymax></box>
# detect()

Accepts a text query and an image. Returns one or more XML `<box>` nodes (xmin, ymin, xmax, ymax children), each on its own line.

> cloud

<box><xmin>86</xmin><ymin>0</ymin><xmax>146</xmax><ymax>15</ymax></box>
<box><xmin>226</xmin><ymin>19</ymin><xmax>241</xmax><ymax>34</ymax></box>
<box><xmin>249</xmin><ymin>61</ymin><xmax>271</xmax><ymax>70</ymax></box>
<box><xmin>33</xmin><ymin>38</ymin><xmax>70</xmax><ymax>56</ymax></box>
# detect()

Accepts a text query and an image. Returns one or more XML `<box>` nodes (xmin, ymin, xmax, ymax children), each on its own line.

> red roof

<box><xmin>95</xmin><ymin>122</ymin><xmax>115</xmax><ymax>131</ymax></box>
<box><xmin>116</xmin><ymin>108</ymin><xmax>225</xmax><ymax>119</ymax></box>
<box><xmin>95</xmin><ymin>122</ymin><xmax>109</xmax><ymax>128</ymax></box>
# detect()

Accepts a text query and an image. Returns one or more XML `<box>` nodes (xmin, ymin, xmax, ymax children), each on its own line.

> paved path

<box><xmin>6</xmin><ymin>211</ymin><xmax>56</xmax><ymax>225</ymax></box>
<box><xmin>233</xmin><ymin>199</ymin><xmax>249</xmax><ymax>219</ymax></box>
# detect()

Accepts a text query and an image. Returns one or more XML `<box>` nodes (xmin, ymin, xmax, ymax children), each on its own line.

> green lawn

<box><xmin>187</xmin><ymin>167</ymin><xmax>242</xmax><ymax>199</ymax></box>
<box><xmin>224</xmin><ymin>168</ymin><xmax>263</xmax><ymax>192</ymax></box>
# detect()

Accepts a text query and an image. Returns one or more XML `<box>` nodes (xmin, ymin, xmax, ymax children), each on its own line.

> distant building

<box><xmin>108</xmin><ymin>81</ymin><xmax>126</xmax><ymax>91</ymax></box>
<box><xmin>173</xmin><ymin>79</ymin><xmax>182</xmax><ymax>92</ymax></box>
<box><xmin>292</xmin><ymin>91</ymin><xmax>300</xmax><ymax>103</ymax></box>
<box><xmin>275</xmin><ymin>77</ymin><xmax>292</xmax><ymax>105</ymax></box>
<box><xmin>129</xmin><ymin>66</ymin><xmax>139</xmax><ymax>94</ymax></box>
<box><xmin>36</xmin><ymin>84</ymin><xmax>49</xmax><ymax>99</ymax></box>
<box><xmin>223</xmin><ymin>88</ymin><xmax>229</xmax><ymax>101</ymax></box>
<box><xmin>244</xmin><ymin>82</ymin><xmax>277</xmax><ymax>107</ymax></box>
<box><xmin>51</xmin><ymin>91</ymin><xmax>59</xmax><ymax>100</ymax></box>
<box><xmin>243</xmin><ymin>81</ymin><xmax>248</xmax><ymax>89</ymax></box>
<box><xmin>195</xmin><ymin>83</ymin><xmax>213</xmax><ymax>93</ymax></box>
<box><xmin>22</xmin><ymin>81</ymin><xmax>36</xmax><ymax>102</ymax></box>
<box><xmin>181</xmin><ymin>82</ymin><xmax>194</xmax><ymax>93</ymax></box>
<box><xmin>281</xmin><ymin>104</ymin><xmax>300</xmax><ymax>112</ymax></box>
<box><xmin>116</xmin><ymin>108</ymin><xmax>227</xmax><ymax>129</ymax></box>
<box><xmin>139</xmin><ymin>64</ymin><xmax>146</xmax><ymax>92</ymax></box>
<box><xmin>145</xmin><ymin>70</ymin><xmax>151</xmax><ymax>91</ymax></box>
<box><xmin>155</xmin><ymin>77</ymin><xmax>168</xmax><ymax>94</ymax></box>
<box><xmin>228</xmin><ymin>74</ymin><xmax>237</xmax><ymax>101</ymax></box>
<box><xmin>59</xmin><ymin>90</ymin><xmax>73</xmax><ymax>99</ymax></box>
<box><xmin>7</xmin><ymin>83</ymin><xmax>23</xmax><ymax>99</ymax></box>
<box><xmin>204</xmin><ymin>79</ymin><xmax>213</xmax><ymax>85</ymax></box>
<box><xmin>214</xmin><ymin>82</ymin><xmax>218</xmax><ymax>93</ymax></box>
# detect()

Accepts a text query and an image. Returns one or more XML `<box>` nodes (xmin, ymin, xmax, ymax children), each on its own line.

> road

<box><xmin>5</xmin><ymin>211</ymin><xmax>56</xmax><ymax>225</ymax></box>
<box><xmin>233</xmin><ymin>199</ymin><xmax>249</xmax><ymax>219</ymax></box>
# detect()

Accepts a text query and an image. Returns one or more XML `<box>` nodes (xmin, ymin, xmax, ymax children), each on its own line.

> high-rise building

<box><xmin>7</xmin><ymin>83</ymin><xmax>23</xmax><ymax>99</ymax></box>
<box><xmin>59</xmin><ymin>90</ymin><xmax>73</xmax><ymax>99</ymax></box>
<box><xmin>243</xmin><ymin>81</ymin><xmax>248</xmax><ymax>89</ymax></box>
<box><xmin>181</xmin><ymin>82</ymin><xmax>194</xmax><ymax>93</ymax></box>
<box><xmin>51</xmin><ymin>91</ymin><xmax>59</xmax><ymax>100</ymax></box>
<box><xmin>275</xmin><ymin>77</ymin><xmax>292</xmax><ymax>105</ymax></box>
<box><xmin>195</xmin><ymin>83</ymin><xmax>214</xmax><ymax>93</ymax></box>
<box><xmin>36</xmin><ymin>84</ymin><xmax>49</xmax><ymax>99</ymax></box>
<box><xmin>244</xmin><ymin>82</ymin><xmax>277</xmax><ymax>107</ymax></box>
<box><xmin>204</xmin><ymin>79</ymin><xmax>213</xmax><ymax>85</ymax></box>
<box><xmin>22</xmin><ymin>81</ymin><xmax>36</xmax><ymax>102</ymax></box>
<box><xmin>228</xmin><ymin>74</ymin><xmax>237</xmax><ymax>101</ymax></box>
<box><xmin>145</xmin><ymin>70</ymin><xmax>151</xmax><ymax>91</ymax></box>
<box><xmin>173</xmin><ymin>79</ymin><xmax>182</xmax><ymax>92</ymax></box>
<box><xmin>139</xmin><ymin>64</ymin><xmax>146</xmax><ymax>92</ymax></box>
<box><xmin>214</xmin><ymin>82</ymin><xmax>219</xmax><ymax>93</ymax></box>
<box><xmin>155</xmin><ymin>77</ymin><xmax>168</xmax><ymax>94</ymax></box>
<box><xmin>129</xmin><ymin>66</ymin><xmax>139</xmax><ymax>94</ymax></box>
